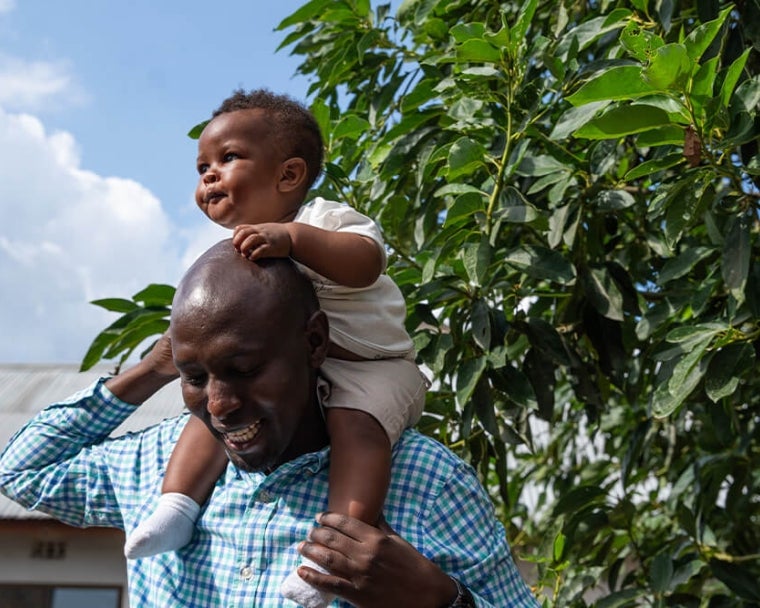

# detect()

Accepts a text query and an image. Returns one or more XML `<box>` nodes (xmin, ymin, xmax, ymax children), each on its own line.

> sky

<box><xmin>0</xmin><ymin>0</ymin><xmax>315</xmax><ymax>363</ymax></box>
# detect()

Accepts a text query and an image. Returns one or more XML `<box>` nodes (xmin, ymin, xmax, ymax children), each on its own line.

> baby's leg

<box><xmin>124</xmin><ymin>415</ymin><xmax>227</xmax><ymax>559</ymax></box>
<box><xmin>281</xmin><ymin>408</ymin><xmax>390</xmax><ymax>608</ymax></box>
<box><xmin>325</xmin><ymin>407</ymin><xmax>391</xmax><ymax>523</ymax></box>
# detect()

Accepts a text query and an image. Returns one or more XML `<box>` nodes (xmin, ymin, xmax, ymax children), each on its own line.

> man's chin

<box><xmin>224</xmin><ymin>448</ymin><xmax>273</xmax><ymax>473</ymax></box>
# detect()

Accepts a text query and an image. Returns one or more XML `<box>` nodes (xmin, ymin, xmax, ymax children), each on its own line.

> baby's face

<box><xmin>194</xmin><ymin>110</ymin><xmax>294</xmax><ymax>229</ymax></box>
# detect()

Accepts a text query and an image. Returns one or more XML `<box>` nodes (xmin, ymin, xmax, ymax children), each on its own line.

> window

<box><xmin>0</xmin><ymin>585</ymin><xmax>121</xmax><ymax>608</ymax></box>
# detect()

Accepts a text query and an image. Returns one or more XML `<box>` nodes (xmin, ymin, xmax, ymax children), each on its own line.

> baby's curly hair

<box><xmin>213</xmin><ymin>89</ymin><xmax>324</xmax><ymax>190</ymax></box>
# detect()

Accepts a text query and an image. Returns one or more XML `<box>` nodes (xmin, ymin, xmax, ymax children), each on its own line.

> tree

<box><xmin>84</xmin><ymin>0</ymin><xmax>759</xmax><ymax>604</ymax></box>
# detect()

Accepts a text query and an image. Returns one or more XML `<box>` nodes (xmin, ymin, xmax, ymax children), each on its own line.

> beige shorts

<box><xmin>319</xmin><ymin>356</ymin><xmax>429</xmax><ymax>445</ymax></box>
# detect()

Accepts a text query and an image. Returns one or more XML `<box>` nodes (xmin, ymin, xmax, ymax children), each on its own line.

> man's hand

<box><xmin>143</xmin><ymin>333</ymin><xmax>179</xmax><ymax>379</ymax></box>
<box><xmin>296</xmin><ymin>512</ymin><xmax>458</xmax><ymax>608</ymax></box>
<box><xmin>233</xmin><ymin>223</ymin><xmax>292</xmax><ymax>260</ymax></box>
<box><xmin>104</xmin><ymin>333</ymin><xmax>178</xmax><ymax>405</ymax></box>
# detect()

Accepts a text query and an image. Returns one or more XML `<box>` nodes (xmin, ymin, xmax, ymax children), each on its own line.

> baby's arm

<box><xmin>232</xmin><ymin>222</ymin><xmax>383</xmax><ymax>288</ymax></box>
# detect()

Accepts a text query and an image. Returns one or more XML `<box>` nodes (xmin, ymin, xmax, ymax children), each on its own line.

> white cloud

<box><xmin>0</xmin><ymin>53</ymin><xmax>84</xmax><ymax>111</ymax></box>
<box><xmin>0</xmin><ymin>107</ymin><xmax>220</xmax><ymax>363</ymax></box>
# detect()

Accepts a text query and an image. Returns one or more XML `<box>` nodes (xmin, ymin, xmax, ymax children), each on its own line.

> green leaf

<box><xmin>710</xmin><ymin>559</ymin><xmax>760</xmax><ymax>601</ymax></box>
<box><xmin>652</xmin><ymin>342</ymin><xmax>710</xmax><ymax>417</ymax></box>
<box><xmin>665</xmin><ymin>323</ymin><xmax>724</xmax><ymax>345</ymax></box>
<box><xmin>722</xmin><ymin>214</ymin><xmax>751</xmax><ymax>302</ymax></box>
<box><xmin>80</xmin><ymin>329</ymin><xmax>122</xmax><ymax>371</ymax></box>
<box><xmin>566</xmin><ymin>66</ymin><xmax>657</xmax><ymax>106</ymax></box>
<box><xmin>187</xmin><ymin>120</ymin><xmax>209</xmax><ymax>140</ymax></box>
<box><xmin>553</xmin><ymin>531</ymin><xmax>566</xmax><ymax>562</ymax></box>
<box><xmin>552</xmin><ymin>485</ymin><xmax>606</xmax><ymax>516</ymax></box>
<box><xmin>620</xmin><ymin>20</ymin><xmax>665</xmax><ymax>61</ymax></box>
<box><xmin>592</xmin><ymin>189</ymin><xmax>636</xmax><ymax>211</ymax></box>
<box><xmin>277</xmin><ymin>0</ymin><xmax>333</xmax><ymax>29</ymax></box>
<box><xmin>650</xmin><ymin>553</ymin><xmax>674</xmax><ymax>593</ymax></box>
<box><xmin>447</xmin><ymin>137</ymin><xmax>485</xmax><ymax>179</ymax></box>
<box><xmin>595</xmin><ymin>588</ymin><xmax>645</xmax><ymax>608</ymax></box>
<box><xmin>471</xmin><ymin>299</ymin><xmax>491</xmax><ymax>350</ymax></box>
<box><xmin>511</xmin><ymin>0</ymin><xmax>538</xmax><ymax>47</ymax></box>
<box><xmin>574</xmin><ymin>105</ymin><xmax>671</xmax><ymax>139</ymax></box>
<box><xmin>636</xmin><ymin>126</ymin><xmax>688</xmax><ymax>147</ymax></box>
<box><xmin>456</xmin><ymin>39</ymin><xmax>501</xmax><ymax>63</ymax></box>
<box><xmin>706</xmin><ymin>343</ymin><xmax>756</xmax><ymax>402</ymax></box>
<box><xmin>491</xmin><ymin>365</ymin><xmax>538</xmax><ymax>410</ymax></box>
<box><xmin>516</xmin><ymin>155</ymin><xmax>569</xmax><ymax>176</ymax></box>
<box><xmin>580</xmin><ymin>265</ymin><xmax>624</xmax><ymax>321</ymax></box>
<box><xmin>504</xmin><ymin>245</ymin><xmax>576</xmax><ymax>284</ymax></box>
<box><xmin>333</xmin><ymin>114</ymin><xmax>371</xmax><ymax>140</ymax></box>
<box><xmin>551</xmin><ymin>101</ymin><xmax>611</xmax><ymax>139</ymax></box>
<box><xmin>456</xmin><ymin>356</ymin><xmax>488</xmax><ymax>406</ymax></box>
<box><xmin>522</xmin><ymin>318</ymin><xmax>571</xmax><ymax>366</ymax></box>
<box><xmin>463</xmin><ymin>238</ymin><xmax>491</xmax><ymax>286</ymax></box>
<box><xmin>720</xmin><ymin>48</ymin><xmax>751</xmax><ymax>110</ymax></box>
<box><xmin>132</xmin><ymin>284</ymin><xmax>176</xmax><ymax>307</ymax></box>
<box><xmin>434</xmin><ymin>184</ymin><xmax>485</xmax><ymax>197</ymax></box>
<box><xmin>683</xmin><ymin>5</ymin><xmax>731</xmax><ymax>61</ymax></box>
<box><xmin>658</xmin><ymin>246</ymin><xmax>713</xmax><ymax>283</ymax></box>
<box><xmin>495</xmin><ymin>187</ymin><xmax>542</xmax><ymax>224</ymax></box>
<box><xmin>445</xmin><ymin>192</ymin><xmax>485</xmax><ymax>226</ymax></box>
<box><xmin>89</xmin><ymin>298</ymin><xmax>138</xmax><ymax>313</ymax></box>
<box><xmin>642</xmin><ymin>43</ymin><xmax>693</xmax><ymax>90</ymax></box>
<box><xmin>625</xmin><ymin>152</ymin><xmax>684</xmax><ymax>179</ymax></box>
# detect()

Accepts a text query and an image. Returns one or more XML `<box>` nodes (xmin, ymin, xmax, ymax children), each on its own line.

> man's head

<box><xmin>170</xmin><ymin>239</ymin><xmax>329</xmax><ymax>472</ymax></box>
<box><xmin>194</xmin><ymin>89</ymin><xmax>324</xmax><ymax>229</ymax></box>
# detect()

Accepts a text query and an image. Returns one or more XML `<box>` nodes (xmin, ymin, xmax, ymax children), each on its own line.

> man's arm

<box><xmin>0</xmin><ymin>336</ymin><xmax>179</xmax><ymax>527</ymax></box>
<box><xmin>296</xmin><ymin>455</ymin><xmax>539</xmax><ymax>608</ymax></box>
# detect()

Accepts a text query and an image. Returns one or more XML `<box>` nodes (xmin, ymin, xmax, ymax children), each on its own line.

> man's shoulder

<box><xmin>392</xmin><ymin>429</ymin><xmax>472</xmax><ymax>478</ymax></box>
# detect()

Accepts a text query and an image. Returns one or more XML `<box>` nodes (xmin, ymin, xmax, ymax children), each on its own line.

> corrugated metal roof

<box><xmin>0</xmin><ymin>364</ymin><xmax>185</xmax><ymax>519</ymax></box>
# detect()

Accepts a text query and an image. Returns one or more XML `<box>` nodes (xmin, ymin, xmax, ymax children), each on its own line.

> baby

<box><xmin>123</xmin><ymin>89</ymin><xmax>428</xmax><ymax>608</ymax></box>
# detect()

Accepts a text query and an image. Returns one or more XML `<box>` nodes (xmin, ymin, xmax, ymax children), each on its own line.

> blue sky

<box><xmin>0</xmin><ymin>0</ymin><xmax>316</xmax><ymax>362</ymax></box>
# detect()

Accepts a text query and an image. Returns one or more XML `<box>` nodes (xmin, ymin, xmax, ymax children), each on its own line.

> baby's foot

<box><xmin>124</xmin><ymin>492</ymin><xmax>200</xmax><ymax>559</ymax></box>
<box><xmin>281</xmin><ymin>557</ymin><xmax>336</xmax><ymax>608</ymax></box>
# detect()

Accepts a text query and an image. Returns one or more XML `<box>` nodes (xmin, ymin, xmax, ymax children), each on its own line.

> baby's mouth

<box><xmin>205</xmin><ymin>191</ymin><xmax>226</xmax><ymax>204</ymax></box>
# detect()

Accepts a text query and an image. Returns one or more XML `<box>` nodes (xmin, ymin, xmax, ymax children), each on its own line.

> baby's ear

<box><xmin>279</xmin><ymin>158</ymin><xmax>308</xmax><ymax>193</ymax></box>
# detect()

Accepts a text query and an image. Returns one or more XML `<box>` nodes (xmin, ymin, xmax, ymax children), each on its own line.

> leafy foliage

<box><xmin>84</xmin><ymin>0</ymin><xmax>759</xmax><ymax>604</ymax></box>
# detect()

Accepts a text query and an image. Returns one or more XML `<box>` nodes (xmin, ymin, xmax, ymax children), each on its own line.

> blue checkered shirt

<box><xmin>0</xmin><ymin>379</ymin><xmax>538</xmax><ymax>607</ymax></box>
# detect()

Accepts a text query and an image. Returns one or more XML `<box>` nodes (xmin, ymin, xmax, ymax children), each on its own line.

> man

<box><xmin>0</xmin><ymin>240</ymin><xmax>538</xmax><ymax>607</ymax></box>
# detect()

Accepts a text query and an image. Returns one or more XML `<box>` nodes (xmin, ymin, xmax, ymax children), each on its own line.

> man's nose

<box><xmin>206</xmin><ymin>378</ymin><xmax>240</xmax><ymax>419</ymax></box>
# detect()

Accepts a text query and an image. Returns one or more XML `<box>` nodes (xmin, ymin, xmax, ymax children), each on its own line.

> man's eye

<box><xmin>197</xmin><ymin>163</ymin><xmax>209</xmax><ymax>175</ymax></box>
<box><xmin>223</xmin><ymin>152</ymin><xmax>239</xmax><ymax>162</ymax></box>
<box><xmin>182</xmin><ymin>374</ymin><xmax>205</xmax><ymax>387</ymax></box>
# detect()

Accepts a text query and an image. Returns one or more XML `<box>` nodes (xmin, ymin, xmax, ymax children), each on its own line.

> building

<box><xmin>0</xmin><ymin>364</ymin><xmax>183</xmax><ymax>608</ymax></box>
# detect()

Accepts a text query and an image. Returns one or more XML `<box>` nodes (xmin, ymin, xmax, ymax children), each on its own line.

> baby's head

<box><xmin>195</xmin><ymin>89</ymin><xmax>324</xmax><ymax>229</ymax></box>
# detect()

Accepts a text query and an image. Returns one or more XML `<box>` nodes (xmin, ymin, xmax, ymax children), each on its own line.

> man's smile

<box><xmin>220</xmin><ymin>420</ymin><xmax>262</xmax><ymax>449</ymax></box>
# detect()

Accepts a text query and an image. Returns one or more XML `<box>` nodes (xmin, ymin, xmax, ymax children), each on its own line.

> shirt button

<box><xmin>240</xmin><ymin>566</ymin><xmax>254</xmax><ymax>580</ymax></box>
<box><xmin>258</xmin><ymin>490</ymin><xmax>275</xmax><ymax>503</ymax></box>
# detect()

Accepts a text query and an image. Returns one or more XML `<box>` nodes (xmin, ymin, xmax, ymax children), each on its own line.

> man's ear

<box><xmin>305</xmin><ymin>310</ymin><xmax>329</xmax><ymax>368</ymax></box>
<box><xmin>278</xmin><ymin>157</ymin><xmax>308</xmax><ymax>193</ymax></box>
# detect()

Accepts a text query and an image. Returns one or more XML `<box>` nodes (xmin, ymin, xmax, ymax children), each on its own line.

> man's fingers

<box><xmin>316</xmin><ymin>511</ymin><xmax>378</xmax><ymax>542</ymax></box>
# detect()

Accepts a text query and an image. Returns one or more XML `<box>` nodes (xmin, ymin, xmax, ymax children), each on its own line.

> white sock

<box><xmin>124</xmin><ymin>492</ymin><xmax>200</xmax><ymax>559</ymax></box>
<box><xmin>280</xmin><ymin>557</ymin><xmax>336</xmax><ymax>608</ymax></box>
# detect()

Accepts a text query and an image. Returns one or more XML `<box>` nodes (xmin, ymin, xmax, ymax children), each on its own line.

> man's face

<box><xmin>194</xmin><ymin>109</ymin><xmax>295</xmax><ymax>229</ymax></box>
<box><xmin>170</xmin><ymin>286</ymin><xmax>327</xmax><ymax>472</ymax></box>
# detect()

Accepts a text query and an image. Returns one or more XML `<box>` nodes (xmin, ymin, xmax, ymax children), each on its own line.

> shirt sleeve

<box><xmin>0</xmin><ymin>378</ymin><xmax>139</xmax><ymax>529</ymax></box>
<box><xmin>424</xmin><ymin>460</ymin><xmax>539</xmax><ymax>607</ymax></box>
<box><xmin>296</xmin><ymin>197</ymin><xmax>388</xmax><ymax>272</ymax></box>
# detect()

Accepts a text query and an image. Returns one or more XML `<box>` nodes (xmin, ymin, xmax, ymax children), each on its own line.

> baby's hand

<box><xmin>233</xmin><ymin>223</ymin><xmax>293</xmax><ymax>260</ymax></box>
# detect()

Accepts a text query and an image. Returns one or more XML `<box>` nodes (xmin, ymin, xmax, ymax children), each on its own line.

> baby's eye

<box><xmin>223</xmin><ymin>152</ymin><xmax>239</xmax><ymax>163</ymax></box>
<box><xmin>197</xmin><ymin>163</ymin><xmax>209</xmax><ymax>175</ymax></box>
